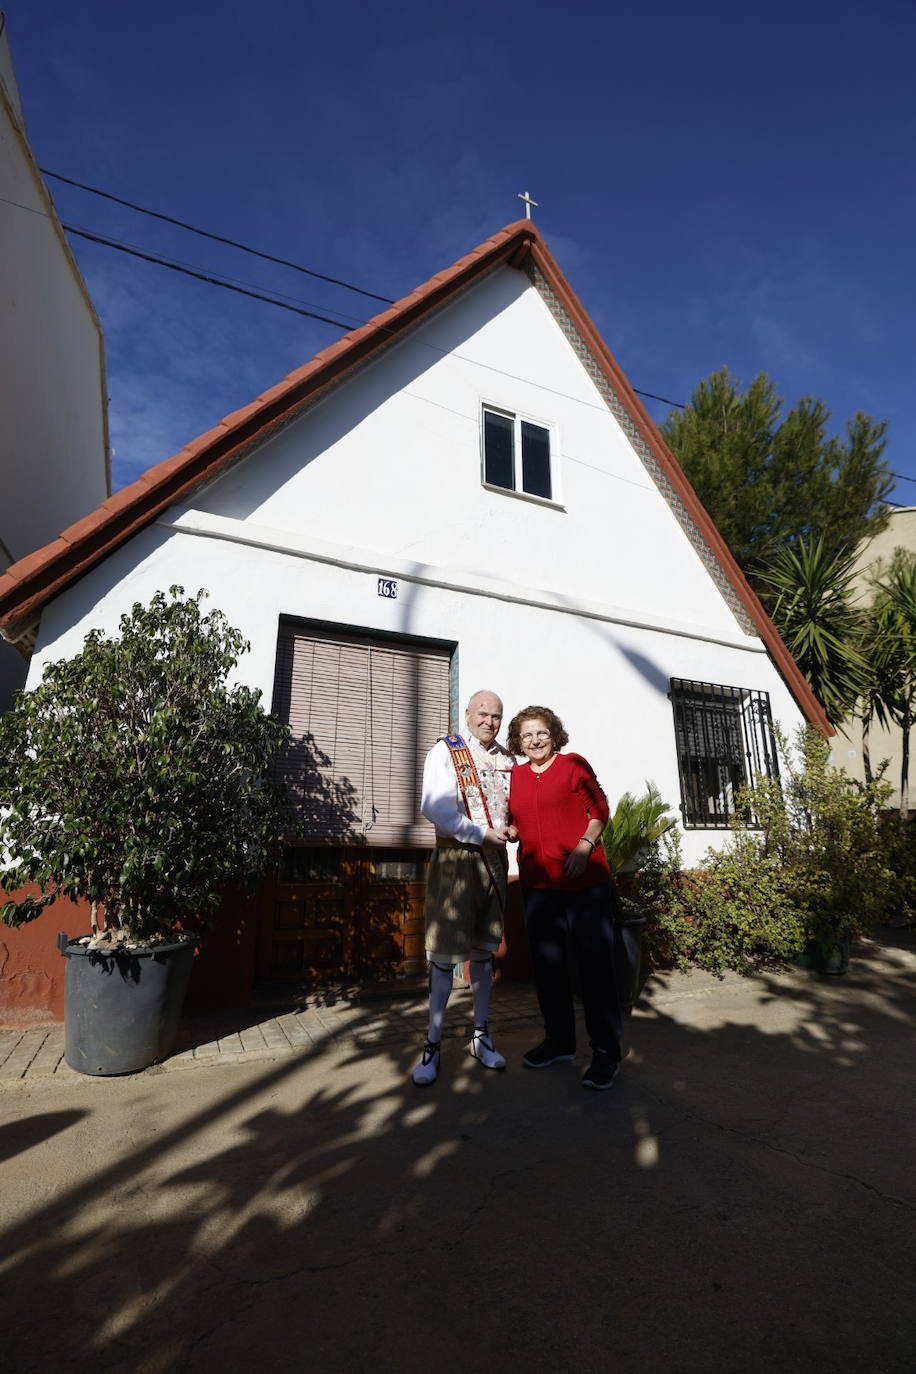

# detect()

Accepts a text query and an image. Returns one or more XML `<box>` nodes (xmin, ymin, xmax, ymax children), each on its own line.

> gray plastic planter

<box><xmin>614</xmin><ymin>914</ymin><xmax>647</xmax><ymax>1013</ymax></box>
<box><xmin>58</xmin><ymin>933</ymin><xmax>198</xmax><ymax>1075</ymax></box>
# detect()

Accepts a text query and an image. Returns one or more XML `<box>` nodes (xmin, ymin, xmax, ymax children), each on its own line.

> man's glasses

<box><xmin>520</xmin><ymin>730</ymin><xmax>551</xmax><ymax>743</ymax></box>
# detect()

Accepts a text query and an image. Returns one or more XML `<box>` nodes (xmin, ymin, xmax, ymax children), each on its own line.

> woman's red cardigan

<box><xmin>508</xmin><ymin>751</ymin><xmax>611</xmax><ymax>891</ymax></box>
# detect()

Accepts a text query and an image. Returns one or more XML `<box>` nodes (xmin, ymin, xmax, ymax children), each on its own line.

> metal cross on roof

<box><xmin>517</xmin><ymin>190</ymin><xmax>539</xmax><ymax>220</ymax></box>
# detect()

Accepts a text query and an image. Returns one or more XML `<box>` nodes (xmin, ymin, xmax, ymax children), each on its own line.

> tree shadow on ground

<box><xmin>0</xmin><ymin>1109</ymin><xmax>87</xmax><ymax>1163</ymax></box>
<box><xmin>1</xmin><ymin>942</ymin><xmax>915</xmax><ymax>1373</ymax></box>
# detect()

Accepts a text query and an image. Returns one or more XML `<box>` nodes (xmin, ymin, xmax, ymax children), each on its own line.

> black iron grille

<box><xmin>669</xmin><ymin>678</ymin><xmax>779</xmax><ymax>828</ymax></box>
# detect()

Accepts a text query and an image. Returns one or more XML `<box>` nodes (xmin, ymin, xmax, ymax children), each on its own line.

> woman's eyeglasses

<box><xmin>520</xmin><ymin>730</ymin><xmax>551</xmax><ymax>743</ymax></box>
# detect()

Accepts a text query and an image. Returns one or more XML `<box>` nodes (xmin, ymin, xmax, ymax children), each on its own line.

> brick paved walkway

<box><xmin>11</xmin><ymin>936</ymin><xmax>911</xmax><ymax>1085</ymax></box>
<box><xmin>0</xmin><ymin>980</ymin><xmax>545</xmax><ymax>1083</ymax></box>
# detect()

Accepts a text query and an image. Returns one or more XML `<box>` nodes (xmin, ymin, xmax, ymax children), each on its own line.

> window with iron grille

<box><xmin>669</xmin><ymin>678</ymin><xmax>779</xmax><ymax>828</ymax></box>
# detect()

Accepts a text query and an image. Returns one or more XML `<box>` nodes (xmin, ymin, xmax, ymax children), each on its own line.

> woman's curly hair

<box><xmin>506</xmin><ymin>705</ymin><xmax>569</xmax><ymax>757</ymax></box>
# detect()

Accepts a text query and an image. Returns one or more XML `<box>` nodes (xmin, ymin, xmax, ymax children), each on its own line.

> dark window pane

<box><xmin>521</xmin><ymin>421</ymin><xmax>551</xmax><ymax>498</ymax></box>
<box><xmin>484</xmin><ymin>410</ymin><xmax>514</xmax><ymax>489</ymax></box>
<box><xmin>281</xmin><ymin>848</ymin><xmax>342</xmax><ymax>883</ymax></box>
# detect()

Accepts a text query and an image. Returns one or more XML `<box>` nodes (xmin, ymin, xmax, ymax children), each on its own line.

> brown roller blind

<box><xmin>272</xmin><ymin>625</ymin><xmax>451</xmax><ymax>846</ymax></box>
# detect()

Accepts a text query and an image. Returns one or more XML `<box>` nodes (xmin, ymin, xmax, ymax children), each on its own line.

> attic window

<box><xmin>482</xmin><ymin>407</ymin><xmax>553</xmax><ymax>501</ymax></box>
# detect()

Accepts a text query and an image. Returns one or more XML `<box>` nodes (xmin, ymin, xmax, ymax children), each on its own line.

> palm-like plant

<box><xmin>756</xmin><ymin>536</ymin><xmax>871</xmax><ymax>726</ymax></box>
<box><xmin>861</xmin><ymin>555</ymin><xmax>916</xmax><ymax>815</ymax></box>
<box><xmin>602</xmin><ymin>783</ymin><xmax>676</xmax><ymax>874</ymax></box>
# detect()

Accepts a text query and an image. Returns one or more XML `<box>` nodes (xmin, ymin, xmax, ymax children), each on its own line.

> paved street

<box><xmin>1</xmin><ymin>935</ymin><xmax>915</xmax><ymax>1373</ymax></box>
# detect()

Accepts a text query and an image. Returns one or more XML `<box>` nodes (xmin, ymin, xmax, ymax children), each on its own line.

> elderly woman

<box><xmin>506</xmin><ymin>705</ymin><xmax>622</xmax><ymax>1090</ymax></box>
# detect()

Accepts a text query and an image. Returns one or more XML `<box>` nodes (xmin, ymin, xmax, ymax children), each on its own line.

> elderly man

<box><xmin>411</xmin><ymin>689</ymin><xmax>514</xmax><ymax>1086</ymax></box>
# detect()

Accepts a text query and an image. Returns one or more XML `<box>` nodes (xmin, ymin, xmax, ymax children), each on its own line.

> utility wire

<box><xmin>5</xmin><ymin>189</ymin><xmax>688</xmax><ymax>419</ymax></box>
<box><xmin>52</xmin><ymin>226</ymin><xmax>916</xmax><ymax>493</ymax></box>
<box><xmin>0</xmin><ymin>193</ymin><xmax>371</xmax><ymax>325</ymax></box>
<box><xmin>63</xmin><ymin>225</ymin><xmax>360</xmax><ymax>331</ymax></box>
<box><xmin>8</xmin><ymin>178</ymin><xmax>916</xmax><ymax>488</ymax></box>
<box><xmin>630</xmin><ymin>388</ymin><xmax>684</xmax><ymax>408</ymax></box>
<box><xmin>39</xmin><ymin>169</ymin><xmax>688</xmax><ymax>410</ymax></box>
<box><xmin>40</xmin><ymin>167</ymin><xmax>394</xmax><ymax>305</ymax></box>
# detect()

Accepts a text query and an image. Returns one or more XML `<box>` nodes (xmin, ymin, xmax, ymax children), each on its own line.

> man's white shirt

<box><xmin>421</xmin><ymin>735</ymin><xmax>514</xmax><ymax>844</ymax></box>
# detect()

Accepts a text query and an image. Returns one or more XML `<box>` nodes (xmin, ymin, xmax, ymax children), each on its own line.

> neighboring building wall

<box><xmin>0</xmin><ymin>20</ymin><xmax>110</xmax><ymax>709</ymax></box>
<box><xmin>0</xmin><ymin>637</ymin><xmax>26</xmax><ymax>712</ymax></box>
<box><xmin>832</xmin><ymin>506</ymin><xmax>916</xmax><ymax>809</ymax></box>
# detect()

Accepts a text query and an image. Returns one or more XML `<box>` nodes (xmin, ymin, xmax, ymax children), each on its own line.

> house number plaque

<box><xmin>377</xmin><ymin>578</ymin><xmax>398</xmax><ymax>599</ymax></box>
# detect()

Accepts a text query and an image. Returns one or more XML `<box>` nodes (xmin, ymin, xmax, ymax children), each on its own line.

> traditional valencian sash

<box><xmin>443</xmin><ymin>734</ymin><xmax>507</xmax><ymax>908</ymax></box>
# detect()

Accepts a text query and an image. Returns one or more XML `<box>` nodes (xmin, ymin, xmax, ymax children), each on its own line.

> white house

<box><xmin>0</xmin><ymin>218</ymin><xmax>829</xmax><ymax>1008</ymax></box>
<box><xmin>0</xmin><ymin>17</ymin><xmax>111</xmax><ymax>711</ymax></box>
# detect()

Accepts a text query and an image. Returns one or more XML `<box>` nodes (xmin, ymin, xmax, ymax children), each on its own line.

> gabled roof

<box><xmin>0</xmin><ymin>218</ymin><xmax>831</xmax><ymax>734</ymax></box>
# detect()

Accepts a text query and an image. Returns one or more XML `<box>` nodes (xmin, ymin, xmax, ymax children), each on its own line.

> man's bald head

<box><xmin>465</xmin><ymin>690</ymin><xmax>503</xmax><ymax>747</ymax></box>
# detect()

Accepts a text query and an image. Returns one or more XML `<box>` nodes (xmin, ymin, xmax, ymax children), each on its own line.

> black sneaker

<box><xmin>523</xmin><ymin>1038</ymin><xmax>576</xmax><ymax>1069</ymax></box>
<box><xmin>582</xmin><ymin>1049</ymin><xmax>619</xmax><ymax>1090</ymax></box>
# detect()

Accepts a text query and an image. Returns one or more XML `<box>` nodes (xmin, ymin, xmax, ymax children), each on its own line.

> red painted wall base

<box><xmin>0</xmin><ymin>885</ymin><xmax>261</xmax><ymax>1027</ymax></box>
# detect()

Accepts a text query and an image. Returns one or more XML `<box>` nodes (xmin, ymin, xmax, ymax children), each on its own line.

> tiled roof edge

<box><xmin>0</xmin><ymin>220</ymin><xmax>537</xmax><ymax>640</ymax></box>
<box><xmin>0</xmin><ymin>217</ymin><xmax>828</xmax><ymax>737</ymax></box>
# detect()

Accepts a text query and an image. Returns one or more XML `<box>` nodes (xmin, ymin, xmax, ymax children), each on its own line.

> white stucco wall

<box><xmin>197</xmin><ymin>266</ymin><xmax>742</xmax><ymax>640</ymax></box>
<box><xmin>0</xmin><ymin>28</ymin><xmax>109</xmax><ymax>568</ymax></box>
<box><xmin>29</xmin><ymin>527</ymin><xmax>804</xmax><ymax>868</ymax></box>
<box><xmin>25</xmin><ymin>253</ymin><xmax>810</xmax><ymax>866</ymax></box>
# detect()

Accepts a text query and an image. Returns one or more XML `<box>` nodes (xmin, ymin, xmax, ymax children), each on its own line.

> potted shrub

<box><xmin>631</xmin><ymin>729</ymin><xmax>896</xmax><ymax>977</ymax></box>
<box><xmin>602</xmin><ymin>782</ymin><xmax>677</xmax><ymax>882</ymax></box>
<box><xmin>0</xmin><ymin>587</ymin><xmax>291</xmax><ymax>1074</ymax></box>
<box><xmin>601</xmin><ymin>783</ymin><xmax>677</xmax><ymax>1010</ymax></box>
<box><xmin>748</xmin><ymin>727</ymin><xmax>895</xmax><ymax>973</ymax></box>
<box><xmin>623</xmin><ymin>732</ymin><xmax>897</xmax><ymax>977</ymax></box>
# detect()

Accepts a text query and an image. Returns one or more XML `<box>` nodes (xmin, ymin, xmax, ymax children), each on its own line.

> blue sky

<box><xmin>8</xmin><ymin>0</ymin><xmax>916</xmax><ymax>502</ymax></box>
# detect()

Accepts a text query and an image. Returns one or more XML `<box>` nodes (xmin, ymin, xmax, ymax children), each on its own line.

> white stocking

<box><xmin>427</xmin><ymin>961</ymin><xmax>453</xmax><ymax>1044</ymax></box>
<box><xmin>469</xmin><ymin>951</ymin><xmax>494</xmax><ymax>1029</ymax></box>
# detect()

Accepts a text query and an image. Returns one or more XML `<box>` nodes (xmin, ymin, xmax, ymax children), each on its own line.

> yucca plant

<box><xmin>756</xmin><ymin>535</ymin><xmax>871</xmax><ymax>726</ymax></box>
<box><xmin>860</xmin><ymin>554</ymin><xmax>916</xmax><ymax>815</ymax></box>
<box><xmin>602</xmin><ymin>783</ymin><xmax>676</xmax><ymax>874</ymax></box>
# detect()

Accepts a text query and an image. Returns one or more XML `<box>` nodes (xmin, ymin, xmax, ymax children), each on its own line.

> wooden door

<box><xmin>258</xmin><ymin>845</ymin><xmax>429</xmax><ymax>981</ymax></box>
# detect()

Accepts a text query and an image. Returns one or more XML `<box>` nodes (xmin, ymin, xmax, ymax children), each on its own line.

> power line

<box><xmin>52</xmin><ymin>228</ymin><xmax>916</xmax><ymax>493</ymax></box>
<box><xmin>39</xmin><ymin>169</ymin><xmax>689</xmax><ymax>411</ymax></box>
<box><xmin>632</xmin><ymin>388</ymin><xmax>684</xmax><ymax>409</ymax></box>
<box><xmin>5</xmin><ymin>189</ymin><xmax>689</xmax><ymax>421</ymax></box>
<box><xmin>63</xmin><ymin>225</ymin><xmax>360</xmax><ymax>331</ymax></box>
<box><xmin>41</xmin><ymin>168</ymin><xmax>394</xmax><ymax>305</ymax></box>
<box><xmin>7</xmin><ymin>179</ymin><xmax>916</xmax><ymax>490</ymax></box>
<box><xmin>0</xmin><ymin>193</ymin><xmax>372</xmax><ymax>327</ymax></box>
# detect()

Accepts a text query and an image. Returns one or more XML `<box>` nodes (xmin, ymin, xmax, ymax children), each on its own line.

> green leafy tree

<box><xmin>0</xmin><ymin>588</ymin><xmax>292</xmax><ymax>943</ymax></box>
<box><xmin>754</xmin><ymin>536</ymin><xmax>871</xmax><ymax>726</ymax></box>
<box><xmin>661</xmin><ymin>368</ymin><xmax>892</xmax><ymax>582</ymax></box>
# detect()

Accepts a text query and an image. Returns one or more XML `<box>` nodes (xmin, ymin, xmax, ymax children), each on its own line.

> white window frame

<box><xmin>479</xmin><ymin>403</ymin><xmax>561</xmax><ymax>507</ymax></box>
